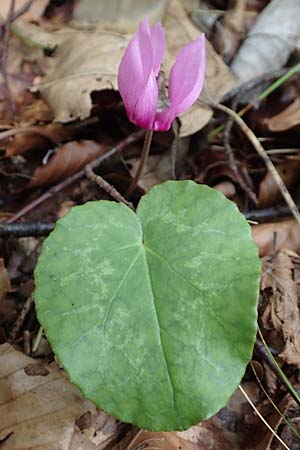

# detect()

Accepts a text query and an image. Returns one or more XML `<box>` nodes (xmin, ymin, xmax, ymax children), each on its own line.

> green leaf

<box><xmin>34</xmin><ymin>180</ymin><xmax>260</xmax><ymax>431</ymax></box>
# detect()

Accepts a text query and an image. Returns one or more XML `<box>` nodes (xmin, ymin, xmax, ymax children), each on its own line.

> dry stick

<box><xmin>213</xmin><ymin>103</ymin><xmax>300</xmax><ymax>226</ymax></box>
<box><xmin>239</xmin><ymin>385</ymin><xmax>291</xmax><ymax>450</ymax></box>
<box><xmin>127</xmin><ymin>129</ymin><xmax>153</xmax><ymax>198</ymax></box>
<box><xmin>85</xmin><ymin>165</ymin><xmax>134</xmax><ymax>210</ymax></box>
<box><xmin>0</xmin><ymin>222</ymin><xmax>54</xmax><ymax>236</ymax></box>
<box><xmin>10</xmin><ymin>0</ymin><xmax>34</xmax><ymax>22</ymax></box>
<box><xmin>223</xmin><ymin>92</ymin><xmax>258</xmax><ymax>205</ymax></box>
<box><xmin>6</xmin><ymin>130</ymin><xmax>145</xmax><ymax>223</ymax></box>
<box><xmin>245</xmin><ymin>203</ymin><xmax>300</xmax><ymax>221</ymax></box>
<box><xmin>1</xmin><ymin>0</ymin><xmax>16</xmax><ymax>117</ymax></box>
<box><xmin>0</xmin><ymin>126</ymin><xmax>60</xmax><ymax>144</ymax></box>
<box><xmin>8</xmin><ymin>294</ymin><xmax>34</xmax><ymax>341</ymax></box>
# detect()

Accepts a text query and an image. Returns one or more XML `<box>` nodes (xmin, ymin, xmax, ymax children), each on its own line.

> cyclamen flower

<box><xmin>118</xmin><ymin>19</ymin><xmax>206</xmax><ymax>132</ymax></box>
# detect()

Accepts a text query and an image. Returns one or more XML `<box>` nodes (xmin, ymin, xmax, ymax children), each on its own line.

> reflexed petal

<box><xmin>150</xmin><ymin>23</ymin><xmax>165</xmax><ymax>76</ymax></box>
<box><xmin>153</xmin><ymin>107</ymin><xmax>176</xmax><ymax>132</ymax></box>
<box><xmin>118</xmin><ymin>19</ymin><xmax>153</xmax><ymax>117</ymax></box>
<box><xmin>168</xmin><ymin>34</ymin><xmax>206</xmax><ymax>116</ymax></box>
<box><xmin>130</xmin><ymin>70</ymin><xmax>158</xmax><ymax>129</ymax></box>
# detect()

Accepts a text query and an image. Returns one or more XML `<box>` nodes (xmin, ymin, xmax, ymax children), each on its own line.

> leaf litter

<box><xmin>1</xmin><ymin>0</ymin><xmax>300</xmax><ymax>448</ymax></box>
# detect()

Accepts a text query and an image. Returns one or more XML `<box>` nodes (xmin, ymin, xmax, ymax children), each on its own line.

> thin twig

<box><xmin>0</xmin><ymin>126</ymin><xmax>59</xmax><ymax>144</ymax></box>
<box><xmin>127</xmin><ymin>129</ymin><xmax>153</xmax><ymax>197</ymax></box>
<box><xmin>256</xmin><ymin>330</ymin><xmax>300</xmax><ymax>408</ymax></box>
<box><xmin>6</xmin><ymin>130</ymin><xmax>145</xmax><ymax>223</ymax></box>
<box><xmin>223</xmin><ymin>93</ymin><xmax>258</xmax><ymax>205</ymax></box>
<box><xmin>239</xmin><ymin>384</ymin><xmax>291</xmax><ymax>450</ymax></box>
<box><xmin>0</xmin><ymin>222</ymin><xmax>54</xmax><ymax>236</ymax></box>
<box><xmin>8</xmin><ymin>294</ymin><xmax>34</xmax><ymax>341</ymax></box>
<box><xmin>245</xmin><ymin>203</ymin><xmax>300</xmax><ymax>221</ymax></box>
<box><xmin>85</xmin><ymin>165</ymin><xmax>134</xmax><ymax>210</ymax></box>
<box><xmin>213</xmin><ymin>103</ymin><xmax>300</xmax><ymax>226</ymax></box>
<box><xmin>32</xmin><ymin>326</ymin><xmax>43</xmax><ymax>354</ymax></box>
<box><xmin>1</xmin><ymin>0</ymin><xmax>16</xmax><ymax>117</ymax></box>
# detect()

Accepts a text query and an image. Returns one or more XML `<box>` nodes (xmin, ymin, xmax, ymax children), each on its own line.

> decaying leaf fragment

<box><xmin>0</xmin><ymin>343</ymin><xmax>118</xmax><ymax>450</ymax></box>
<box><xmin>261</xmin><ymin>250</ymin><xmax>300</xmax><ymax>366</ymax></box>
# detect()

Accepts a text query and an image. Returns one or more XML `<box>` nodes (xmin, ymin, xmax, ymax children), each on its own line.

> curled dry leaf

<box><xmin>231</xmin><ymin>0</ymin><xmax>300</xmax><ymax>82</ymax></box>
<box><xmin>263</xmin><ymin>97</ymin><xmax>300</xmax><ymax>132</ymax></box>
<box><xmin>0</xmin><ymin>259</ymin><xmax>10</xmax><ymax>302</ymax></box>
<box><xmin>27</xmin><ymin>140</ymin><xmax>107</xmax><ymax>189</ymax></box>
<box><xmin>258</xmin><ymin>159</ymin><xmax>300</xmax><ymax>208</ymax></box>
<box><xmin>0</xmin><ymin>343</ymin><xmax>118</xmax><ymax>450</ymax></box>
<box><xmin>261</xmin><ymin>250</ymin><xmax>300</xmax><ymax>366</ymax></box>
<box><xmin>252</xmin><ymin>220</ymin><xmax>300</xmax><ymax>257</ymax></box>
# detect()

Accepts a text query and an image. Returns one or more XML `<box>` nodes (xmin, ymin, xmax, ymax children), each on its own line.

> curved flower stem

<box><xmin>127</xmin><ymin>129</ymin><xmax>153</xmax><ymax>198</ymax></box>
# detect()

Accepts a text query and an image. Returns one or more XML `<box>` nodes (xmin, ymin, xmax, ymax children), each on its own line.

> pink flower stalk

<box><xmin>118</xmin><ymin>19</ymin><xmax>206</xmax><ymax>132</ymax></box>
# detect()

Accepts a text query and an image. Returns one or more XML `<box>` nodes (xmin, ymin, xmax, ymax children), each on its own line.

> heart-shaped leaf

<box><xmin>34</xmin><ymin>180</ymin><xmax>260</xmax><ymax>431</ymax></box>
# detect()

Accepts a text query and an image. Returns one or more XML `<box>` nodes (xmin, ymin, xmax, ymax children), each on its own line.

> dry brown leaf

<box><xmin>4</xmin><ymin>123</ymin><xmax>73</xmax><ymax>157</ymax></box>
<box><xmin>263</xmin><ymin>97</ymin><xmax>300</xmax><ymax>132</ymax></box>
<box><xmin>163</xmin><ymin>0</ymin><xmax>236</xmax><ymax>137</ymax></box>
<box><xmin>129</xmin><ymin>154</ymin><xmax>172</xmax><ymax>191</ymax></box>
<box><xmin>254</xmin><ymin>395</ymin><xmax>294</xmax><ymax>450</ymax></box>
<box><xmin>0</xmin><ymin>259</ymin><xmax>10</xmax><ymax>302</ymax></box>
<box><xmin>113</xmin><ymin>429</ymin><xmax>207</xmax><ymax>450</ymax></box>
<box><xmin>252</xmin><ymin>220</ymin><xmax>300</xmax><ymax>257</ymax></box>
<box><xmin>0</xmin><ymin>343</ymin><xmax>118</xmax><ymax>450</ymax></box>
<box><xmin>73</xmin><ymin>0</ymin><xmax>167</xmax><ymax>31</ymax></box>
<box><xmin>260</xmin><ymin>250</ymin><xmax>300</xmax><ymax>366</ymax></box>
<box><xmin>27</xmin><ymin>140</ymin><xmax>107</xmax><ymax>188</ymax></box>
<box><xmin>258</xmin><ymin>159</ymin><xmax>300</xmax><ymax>208</ymax></box>
<box><xmin>0</xmin><ymin>0</ymin><xmax>48</xmax><ymax>21</ymax></box>
<box><xmin>231</xmin><ymin>0</ymin><xmax>300</xmax><ymax>82</ymax></box>
<box><xmin>31</xmin><ymin>30</ymin><xmax>128</xmax><ymax>122</ymax></box>
<box><xmin>32</xmin><ymin>0</ymin><xmax>235</xmax><ymax>137</ymax></box>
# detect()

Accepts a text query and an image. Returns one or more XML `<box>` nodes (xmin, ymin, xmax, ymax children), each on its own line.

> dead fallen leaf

<box><xmin>213</xmin><ymin>181</ymin><xmax>236</xmax><ymax>199</ymax></box>
<box><xmin>129</xmin><ymin>153</ymin><xmax>172</xmax><ymax>191</ymax></box>
<box><xmin>4</xmin><ymin>123</ymin><xmax>73</xmax><ymax>157</ymax></box>
<box><xmin>258</xmin><ymin>159</ymin><xmax>300</xmax><ymax>207</ymax></box>
<box><xmin>253</xmin><ymin>395</ymin><xmax>294</xmax><ymax>450</ymax></box>
<box><xmin>163</xmin><ymin>0</ymin><xmax>236</xmax><ymax>137</ymax></box>
<box><xmin>0</xmin><ymin>259</ymin><xmax>10</xmax><ymax>302</ymax></box>
<box><xmin>0</xmin><ymin>0</ymin><xmax>48</xmax><ymax>21</ymax></box>
<box><xmin>231</xmin><ymin>0</ymin><xmax>300</xmax><ymax>82</ymax></box>
<box><xmin>252</xmin><ymin>220</ymin><xmax>300</xmax><ymax>257</ymax></box>
<box><xmin>27</xmin><ymin>140</ymin><xmax>107</xmax><ymax>188</ymax></box>
<box><xmin>0</xmin><ymin>343</ymin><xmax>118</xmax><ymax>450</ymax></box>
<box><xmin>73</xmin><ymin>0</ymin><xmax>167</xmax><ymax>32</ymax></box>
<box><xmin>113</xmin><ymin>429</ymin><xmax>207</xmax><ymax>450</ymax></box>
<box><xmin>263</xmin><ymin>97</ymin><xmax>300</xmax><ymax>132</ymax></box>
<box><xmin>261</xmin><ymin>250</ymin><xmax>300</xmax><ymax>366</ymax></box>
<box><xmin>31</xmin><ymin>29</ymin><xmax>128</xmax><ymax>122</ymax></box>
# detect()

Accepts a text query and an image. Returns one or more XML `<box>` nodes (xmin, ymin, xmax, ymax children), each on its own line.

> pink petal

<box><xmin>168</xmin><ymin>34</ymin><xmax>206</xmax><ymax>117</ymax></box>
<box><xmin>130</xmin><ymin>70</ymin><xmax>158</xmax><ymax>129</ymax></box>
<box><xmin>150</xmin><ymin>23</ymin><xmax>165</xmax><ymax>76</ymax></box>
<box><xmin>153</xmin><ymin>108</ymin><xmax>175</xmax><ymax>132</ymax></box>
<box><xmin>118</xmin><ymin>19</ymin><xmax>153</xmax><ymax>117</ymax></box>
